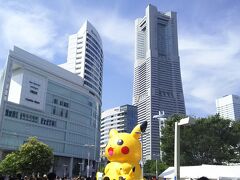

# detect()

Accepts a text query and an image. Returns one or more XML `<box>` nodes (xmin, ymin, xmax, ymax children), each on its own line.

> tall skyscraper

<box><xmin>133</xmin><ymin>5</ymin><xmax>186</xmax><ymax>160</ymax></box>
<box><xmin>60</xmin><ymin>21</ymin><xmax>103</xmax><ymax>103</ymax></box>
<box><xmin>216</xmin><ymin>94</ymin><xmax>240</xmax><ymax>121</ymax></box>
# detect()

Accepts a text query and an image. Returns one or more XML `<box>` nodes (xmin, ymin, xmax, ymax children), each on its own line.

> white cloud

<box><xmin>65</xmin><ymin>4</ymin><xmax>134</xmax><ymax>61</ymax></box>
<box><xmin>179</xmin><ymin>27</ymin><xmax>240</xmax><ymax>117</ymax></box>
<box><xmin>0</xmin><ymin>1</ymin><xmax>67</xmax><ymax>62</ymax></box>
<box><xmin>97</xmin><ymin>16</ymin><xmax>134</xmax><ymax>46</ymax></box>
<box><xmin>96</xmin><ymin>15</ymin><xmax>134</xmax><ymax>64</ymax></box>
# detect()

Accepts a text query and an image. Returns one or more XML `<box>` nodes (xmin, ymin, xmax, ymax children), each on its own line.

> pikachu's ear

<box><xmin>131</xmin><ymin>124</ymin><xmax>141</xmax><ymax>139</ymax></box>
<box><xmin>131</xmin><ymin>121</ymin><xmax>147</xmax><ymax>139</ymax></box>
<box><xmin>109</xmin><ymin>129</ymin><xmax>118</xmax><ymax>138</ymax></box>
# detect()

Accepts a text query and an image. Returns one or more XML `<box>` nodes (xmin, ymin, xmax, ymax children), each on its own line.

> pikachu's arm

<box><xmin>119</xmin><ymin>163</ymin><xmax>132</xmax><ymax>175</ymax></box>
<box><xmin>104</xmin><ymin>163</ymin><xmax>110</xmax><ymax>174</ymax></box>
<box><xmin>120</xmin><ymin>166</ymin><xmax>136</xmax><ymax>180</ymax></box>
<box><xmin>104</xmin><ymin>162</ymin><xmax>122</xmax><ymax>177</ymax></box>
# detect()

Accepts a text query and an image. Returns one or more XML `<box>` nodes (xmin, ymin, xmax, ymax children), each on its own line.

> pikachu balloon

<box><xmin>103</xmin><ymin>121</ymin><xmax>147</xmax><ymax>180</ymax></box>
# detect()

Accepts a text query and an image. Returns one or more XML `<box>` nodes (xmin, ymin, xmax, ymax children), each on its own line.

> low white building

<box><xmin>216</xmin><ymin>95</ymin><xmax>240</xmax><ymax>121</ymax></box>
<box><xmin>159</xmin><ymin>165</ymin><xmax>240</xmax><ymax>180</ymax></box>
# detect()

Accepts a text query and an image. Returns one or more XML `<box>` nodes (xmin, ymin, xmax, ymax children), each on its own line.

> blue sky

<box><xmin>0</xmin><ymin>0</ymin><xmax>240</xmax><ymax>117</ymax></box>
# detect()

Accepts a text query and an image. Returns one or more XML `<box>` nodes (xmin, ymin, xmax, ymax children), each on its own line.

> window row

<box><xmin>158</xmin><ymin>90</ymin><xmax>174</xmax><ymax>98</ymax></box>
<box><xmin>84</xmin><ymin>69</ymin><xmax>102</xmax><ymax>87</ymax></box>
<box><xmin>86</xmin><ymin>43</ymin><xmax>102</xmax><ymax>60</ymax></box>
<box><xmin>41</xmin><ymin>118</ymin><xmax>56</xmax><ymax>127</ymax></box>
<box><xmin>53</xmin><ymin>98</ymin><xmax>69</xmax><ymax>108</ymax></box>
<box><xmin>84</xmin><ymin>81</ymin><xmax>101</xmax><ymax>96</ymax></box>
<box><xmin>52</xmin><ymin>106</ymin><xmax>68</xmax><ymax>118</ymax></box>
<box><xmin>84</xmin><ymin>75</ymin><xmax>99</xmax><ymax>87</ymax></box>
<box><xmin>85</xmin><ymin>53</ymin><xmax>103</xmax><ymax>72</ymax></box>
<box><xmin>85</xmin><ymin>64</ymin><xmax>102</xmax><ymax>83</ymax></box>
<box><xmin>87</xmin><ymin>33</ymin><xmax>102</xmax><ymax>53</ymax></box>
<box><xmin>87</xmin><ymin>38</ymin><xmax>103</xmax><ymax>58</ymax></box>
<box><xmin>84</xmin><ymin>72</ymin><xmax>102</xmax><ymax>92</ymax></box>
<box><xmin>86</xmin><ymin>49</ymin><xmax>103</xmax><ymax>67</ymax></box>
<box><xmin>5</xmin><ymin>109</ymin><xmax>58</xmax><ymax>127</ymax></box>
<box><xmin>20</xmin><ymin>112</ymin><xmax>39</xmax><ymax>123</ymax></box>
<box><xmin>5</xmin><ymin>109</ymin><xmax>18</xmax><ymax>119</ymax></box>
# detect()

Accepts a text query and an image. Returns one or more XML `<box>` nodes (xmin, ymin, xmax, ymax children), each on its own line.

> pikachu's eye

<box><xmin>117</xmin><ymin>139</ymin><xmax>124</xmax><ymax>145</ymax></box>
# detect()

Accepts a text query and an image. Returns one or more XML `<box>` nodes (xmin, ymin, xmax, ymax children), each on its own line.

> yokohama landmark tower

<box><xmin>133</xmin><ymin>5</ymin><xmax>186</xmax><ymax>160</ymax></box>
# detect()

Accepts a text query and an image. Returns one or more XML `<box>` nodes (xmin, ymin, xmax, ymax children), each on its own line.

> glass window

<box><xmin>5</xmin><ymin>109</ymin><xmax>19</xmax><ymax>119</ymax></box>
<box><xmin>5</xmin><ymin>109</ymin><xmax>9</xmax><ymax>116</ymax></box>
<box><xmin>53</xmin><ymin>99</ymin><xmax>58</xmax><ymax>104</ymax></box>
<box><xmin>65</xmin><ymin>110</ymin><xmax>68</xmax><ymax>118</ymax></box>
<box><xmin>60</xmin><ymin>109</ymin><xmax>63</xmax><ymax>117</ymax></box>
<box><xmin>64</xmin><ymin>102</ymin><xmax>69</xmax><ymax>108</ymax></box>
<box><xmin>53</xmin><ymin>106</ymin><xmax>56</xmax><ymax>115</ymax></box>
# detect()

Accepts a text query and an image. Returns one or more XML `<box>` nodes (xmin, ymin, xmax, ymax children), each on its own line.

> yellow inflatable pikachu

<box><xmin>103</xmin><ymin>121</ymin><xmax>147</xmax><ymax>180</ymax></box>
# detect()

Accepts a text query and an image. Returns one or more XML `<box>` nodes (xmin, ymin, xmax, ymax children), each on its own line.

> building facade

<box><xmin>100</xmin><ymin>105</ymin><xmax>137</xmax><ymax>155</ymax></box>
<box><xmin>0</xmin><ymin>47</ymin><xmax>101</xmax><ymax>177</ymax></box>
<box><xmin>133</xmin><ymin>5</ymin><xmax>186</xmax><ymax>160</ymax></box>
<box><xmin>216</xmin><ymin>94</ymin><xmax>240</xmax><ymax>121</ymax></box>
<box><xmin>59</xmin><ymin>21</ymin><xmax>104</xmax><ymax>103</ymax></box>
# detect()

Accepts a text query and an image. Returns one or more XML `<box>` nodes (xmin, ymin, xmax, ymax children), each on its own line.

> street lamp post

<box><xmin>156</xmin><ymin>158</ymin><xmax>158</xmax><ymax>179</ymax></box>
<box><xmin>63</xmin><ymin>164</ymin><xmax>68</xmax><ymax>178</ymax></box>
<box><xmin>174</xmin><ymin>117</ymin><xmax>195</xmax><ymax>180</ymax></box>
<box><xmin>153</xmin><ymin>154</ymin><xmax>160</xmax><ymax>179</ymax></box>
<box><xmin>141</xmin><ymin>131</ymin><xmax>150</xmax><ymax>179</ymax></box>
<box><xmin>174</xmin><ymin>122</ymin><xmax>180</xmax><ymax>180</ymax></box>
<box><xmin>153</xmin><ymin>111</ymin><xmax>166</xmax><ymax>161</ymax></box>
<box><xmin>84</xmin><ymin>144</ymin><xmax>95</xmax><ymax>178</ymax></box>
<box><xmin>78</xmin><ymin>162</ymin><xmax>84</xmax><ymax>177</ymax></box>
<box><xmin>87</xmin><ymin>152</ymin><xmax>90</xmax><ymax>177</ymax></box>
<box><xmin>140</xmin><ymin>133</ymin><xmax>144</xmax><ymax>179</ymax></box>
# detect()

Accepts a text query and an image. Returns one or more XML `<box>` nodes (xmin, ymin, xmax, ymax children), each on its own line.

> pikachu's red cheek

<box><xmin>121</xmin><ymin>146</ymin><xmax>129</xmax><ymax>154</ymax></box>
<box><xmin>108</xmin><ymin>147</ymin><xmax>114</xmax><ymax>156</ymax></box>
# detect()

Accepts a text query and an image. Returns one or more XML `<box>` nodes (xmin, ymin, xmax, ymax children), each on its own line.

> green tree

<box><xmin>230</xmin><ymin>121</ymin><xmax>240</xmax><ymax>162</ymax></box>
<box><xmin>160</xmin><ymin>114</ymin><xmax>186</xmax><ymax>165</ymax></box>
<box><xmin>143</xmin><ymin>160</ymin><xmax>168</xmax><ymax>175</ymax></box>
<box><xmin>18</xmin><ymin>137</ymin><xmax>54</xmax><ymax>175</ymax></box>
<box><xmin>0</xmin><ymin>151</ymin><xmax>20</xmax><ymax>175</ymax></box>
<box><xmin>161</xmin><ymin>114</ymin><xmax>240</xmax><ymax>166</ymax></box>
<box><xmin>0</xmin><ymin>137</ymin><xmax>54</xmax><ymax>175</ymax></box>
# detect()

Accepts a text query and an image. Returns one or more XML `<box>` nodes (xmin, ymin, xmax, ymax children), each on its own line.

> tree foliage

<box><xmin>160</xmin><ymin>114</ymin><xmax>186</xmax><ymax>165</ymax></box>
<box><xmin>143</xmin><ymin>160</ymin><xmax>168</xmax><ymax>175</ymax></box>
<box><xmin>0</xmin><ymin>152</ymin><xmax>20</xmax><ymax>175</ymax></box>
<box><xmin>161</xmin><ymin>114</ymin><xmax>240</xmax><ymax>166</ymax></box>
<box><xmin>0</xmin><ymin>137</ymin><xmax>54</xmax><ymax>175</ymax></box>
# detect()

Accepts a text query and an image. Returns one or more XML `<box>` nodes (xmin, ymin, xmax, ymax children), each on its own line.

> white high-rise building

<box><xmin>216</xmin><ymin>94</ymin><xmax>240</xmax><ymax>121</ymax></box>
<box><xmin>100</xmin><ymin>105</ymin><xmax>137</xmax><ymax>150</ymax></box>
<box><xmin>60</xmin><ymin>21</ymin><xmax>103</xmax><ymax>103</ymax></box>
<box><xmin>133</xmin><ymin>5</ymin><xmax>186</xmax><ymax>160</ymax></box>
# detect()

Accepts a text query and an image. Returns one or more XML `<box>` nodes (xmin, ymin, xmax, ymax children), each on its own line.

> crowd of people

<box><xmin>0</xmin><ymin>173</ymin><xmax>97</xmax><ymax>180</ymax></box>
<box><xmin>0</xmin><ymin>173</ymin><xmax>210</xmax><ymax>180</ymax></box>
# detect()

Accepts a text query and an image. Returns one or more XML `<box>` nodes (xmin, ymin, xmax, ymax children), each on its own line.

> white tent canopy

<box><xmin>159</xmin><ymin>164</ymin><xmax>240</xmax><ymax>180</ymax></box>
